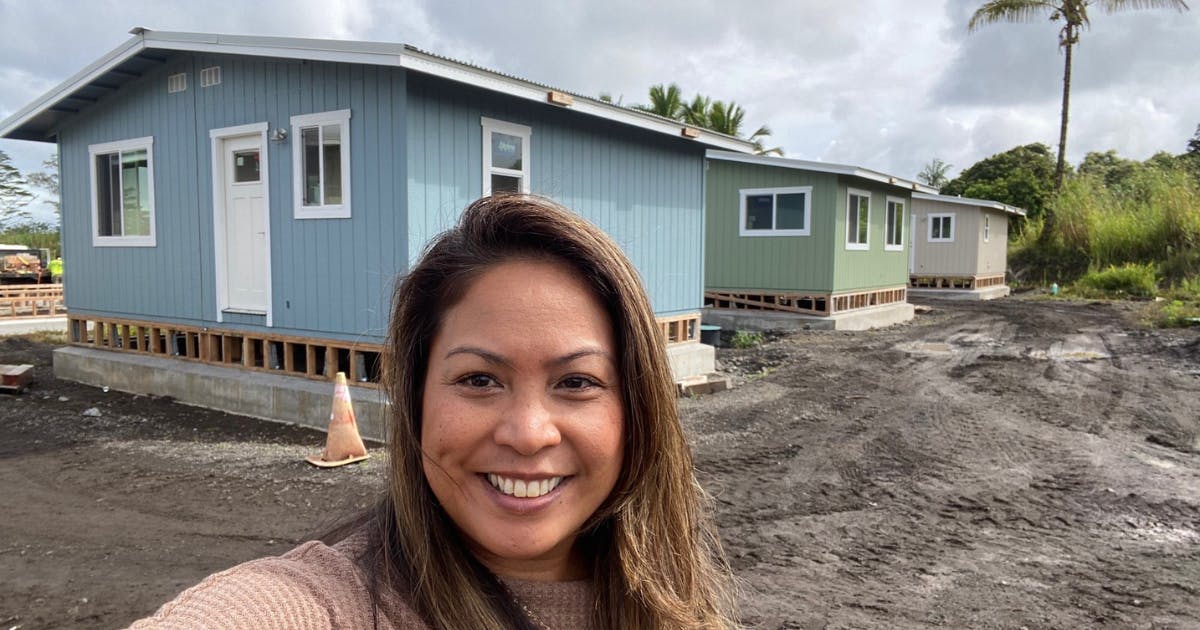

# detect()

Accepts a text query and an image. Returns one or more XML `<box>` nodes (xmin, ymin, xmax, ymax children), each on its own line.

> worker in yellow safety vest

<box><xmin>49</xmin><ymin>257</ymin><xmax>63</xmax><ymax>284</ymax></box>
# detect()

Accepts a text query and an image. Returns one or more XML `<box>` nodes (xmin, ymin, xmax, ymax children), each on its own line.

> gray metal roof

<box><xmin>912</xmin><ymin>191</ymin><xmax>1027</xmax><ymax>217</ymax></box>
<box><xmin>1</xmin><ymin>28</ymin><xmax>756</xmax><ymax>153</ymax></box>
<box><xmin>706</xmin><ymin>150</ymin><xmax>939</xmax><ymax>194</ymax></box>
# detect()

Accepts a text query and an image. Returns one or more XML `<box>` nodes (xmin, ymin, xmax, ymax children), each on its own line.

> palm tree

<box><xmin>680</xmin><ymin>94</ymin><xmax>712</xmax><ymax>127</ymax></box>
<box><xmin>969</xmin><ymin>0</ymin><xmax>1189</xmax><ymax>196</ymax></box>
<box><xmin>634</xmin><ymin>83</ymin><xmax>685</xmax><ymax>119</ymax></box>
<box><xmin>917</xmin><ymin>158</ymin><xmax>953</xmax><ymax>189</ymax></box>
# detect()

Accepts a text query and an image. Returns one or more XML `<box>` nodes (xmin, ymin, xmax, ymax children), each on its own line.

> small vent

<box><xmin>200</xmin><ymin>66</ymin><xmax>222</xmax><ymax>88</ymax></box>
<box><xmin>167</xmin><ymin>73</ymin><xmax>187</xmax><ymax>93</ymax></box>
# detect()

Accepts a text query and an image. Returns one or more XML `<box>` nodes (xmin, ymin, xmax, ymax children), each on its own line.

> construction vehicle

<box><xmin>0</xmin><ymin>244</ymin><xmax>51</xmax><ymax>284</ymax></box>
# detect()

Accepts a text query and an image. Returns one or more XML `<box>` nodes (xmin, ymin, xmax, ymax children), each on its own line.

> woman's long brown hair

<box><xmin>344</xmin><ymin>194</ymin><xmax>736</xmax><ymax>629</ymax></box>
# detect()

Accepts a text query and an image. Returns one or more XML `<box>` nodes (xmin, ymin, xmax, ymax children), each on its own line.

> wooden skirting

<box><xmin>705</xmin><ymin>287</ymin><xmax>907</xmax><ymax>316</ymax></box>
<box><xmin>67</xmin><ymin>312</ymin><xmax>701</xmax><ymax>387</ymax></box>
<box><xmin>658</xmin><ymin>312</ymin><xmax>700</xmax><ymax>344</ymax></box>
<box><xmin>909</xmin><ymin>274</ymin><xmax>1005</xmax><ymax>290</ymax></box>
<box><xmin>830</xmin><ymin>287</ymin><xmax>907</xmax><ymax>313</ymax></box>
<box><xmin>69</xmin><ymin>315</ymin><xmax>385</xmax><ymax>386</ymax></box>
<box><xmin>0</xmin><ymin>284</ymin><xmax>64</xmax><ymax>318</ymax></box>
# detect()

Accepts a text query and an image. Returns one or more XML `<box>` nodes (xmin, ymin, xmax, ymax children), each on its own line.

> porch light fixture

<box><xmin>270</xmin><ymin>127</ymin><xmax>288</xmax><ymax>143</ymax></box>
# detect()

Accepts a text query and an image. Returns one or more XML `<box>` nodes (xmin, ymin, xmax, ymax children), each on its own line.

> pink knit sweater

<box><xmin>127</xmin><ymin>536</ymin><xmax>596</xmax><ymax>629</ymax></box>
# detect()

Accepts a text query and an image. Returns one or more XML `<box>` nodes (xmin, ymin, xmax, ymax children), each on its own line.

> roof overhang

<box><xmin>2</xmin><ymin>28</ymin><xmax>756</xmax><ymax>153</ymax></box>
<box><xmin>912</xmin><ymin>191</ymin><xmax>1027</xmax><ymax>217</ymax></box>
<box><xmin>706</xmin><ymin>150</ymin><xmax>938</xmax><ymax>194</ymax></box>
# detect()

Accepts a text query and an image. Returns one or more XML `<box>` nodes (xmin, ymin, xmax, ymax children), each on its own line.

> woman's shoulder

<box><xmin>126</xmin><ymin>535</ymin><xmax>423</xmax><ymax>630</ymax></box>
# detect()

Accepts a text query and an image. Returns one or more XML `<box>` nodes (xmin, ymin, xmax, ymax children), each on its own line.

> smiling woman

<box><xmin>126</xmin><ymin>195</ymin><xmax>737</xmax><ymax>630</ymax></box>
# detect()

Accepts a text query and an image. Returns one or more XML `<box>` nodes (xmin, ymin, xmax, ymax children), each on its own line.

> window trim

<box><xmin>738</xmin><ymin>186</ymin><xmax>813</xmax><ymax>237</ymax></box>
<box><xmin>928</xmin><ymin>212</ymin><xmax>956</xmax><ymax>243</ymax></box>
<box><xmin>291</xmin><ymin>109</ymin><xmax>351</xmax><ymax>219</ymax></box>
<box><xmin>88</xmin><ymin>136</ymin><xmax>157</xmax><ymax>247</ymax></box>
<box><xmin>885</xmin><ymin>195</ymin><xmax>905</xmax><ymax>251</ymax></box>
<box><xmin>481</xmin><ymin>117</ymin><xmax>532</xmax><ymax>196</ymax></box>
<box><xmin>846</xmin><ymin>188</ymin><xmax>871</xmax><ymax>251</ymax></box>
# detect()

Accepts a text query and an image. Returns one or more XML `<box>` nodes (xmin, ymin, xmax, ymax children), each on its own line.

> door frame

<box><xmin>209</xmin><ymin>122</ymin><xmax>273</xmax><ymax>326</ymax></box>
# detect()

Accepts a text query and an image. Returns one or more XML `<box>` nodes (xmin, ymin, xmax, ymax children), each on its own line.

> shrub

<box><xmin>729</xmin><ymin>330</ymin><xmax>764</xmax><ymax>349</ymax></box>
<box><xmin>1075</xmin><ymin>263</ymin><xmax>1158</xmax><ymax>298</ymax></box>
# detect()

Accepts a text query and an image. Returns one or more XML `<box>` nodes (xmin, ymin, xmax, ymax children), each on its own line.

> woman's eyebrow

<box><xmin>444</xmin><ymin>347</ymin><xmax>513</xmax><ymax>368</ymax></box>
<box><xmin>443</xmin><ymin>346</ymin><xmax>613</xmax><ymax>368</ymax></box>
<box><xmin>548</xmin><ymin>348</ymin><xmax>614</xmax><ymax>367</ymax></box>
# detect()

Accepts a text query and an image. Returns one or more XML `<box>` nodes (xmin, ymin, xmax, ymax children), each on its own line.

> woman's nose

<box><xmin>493</xmin><ymin>389</ymin><xmax>562</xmax><ymax>455</ymax></box>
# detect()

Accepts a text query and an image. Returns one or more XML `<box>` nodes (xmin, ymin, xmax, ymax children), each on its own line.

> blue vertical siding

<box><xmin>405</xmin><ymin>76</ymin><xmax>707</xmax><ymax>315</ymax></box>
<box><xmin>56</xmin><ymin>53</ymin><xmax>706</xmax><ymax>344</ymax></box>
<box><xmin>57</xmin><ymin>53</ymin><xmax>407</xmax><ymax>342</ymax></box>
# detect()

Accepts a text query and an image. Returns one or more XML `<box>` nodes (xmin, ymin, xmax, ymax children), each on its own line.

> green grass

<box><xmin>1073</xmin><ymin>263</ymin><xmax>1159</xmax><ymax>299</ymax></box>
<box><xmin>729</xmin><ymin>330</ymin><xmax>764</xmax><ymax>349</ymax></box>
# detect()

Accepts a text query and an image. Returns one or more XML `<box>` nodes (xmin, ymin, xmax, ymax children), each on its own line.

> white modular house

<box><xmin>909</xmin><ymin>192</ymin><xmax>1027</xmax><ymax>299</ymax></box>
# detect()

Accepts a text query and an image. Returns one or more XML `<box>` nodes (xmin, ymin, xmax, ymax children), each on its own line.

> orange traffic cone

<box><xmin>306</xmin><ymin>372</ymin><xmax>370</xmax><ymax>468</ymax></box>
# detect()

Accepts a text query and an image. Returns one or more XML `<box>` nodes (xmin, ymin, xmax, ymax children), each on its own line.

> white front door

<box><xmin>221</xmin><ymin>135</ymin><xmax>268</xmax><ymax>312</ymax></box>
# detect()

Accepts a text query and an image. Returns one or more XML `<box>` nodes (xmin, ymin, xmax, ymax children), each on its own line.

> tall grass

<box><xmin>1053</xmin><ymin>169</ymin><xmax>1200</xmax><ymax>272</ymax></box>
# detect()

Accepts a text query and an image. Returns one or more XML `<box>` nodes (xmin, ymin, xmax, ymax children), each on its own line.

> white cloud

<box><xmin>2</xmin><ymin>0</ymin><xmax>1198</xmax><ymax>197</ymax></box>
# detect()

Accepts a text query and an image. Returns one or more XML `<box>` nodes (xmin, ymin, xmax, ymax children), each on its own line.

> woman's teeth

<box><xmin>487</xmin><ymin>474</ymin><xmax>563</xmax><ymax>498</ymax></box>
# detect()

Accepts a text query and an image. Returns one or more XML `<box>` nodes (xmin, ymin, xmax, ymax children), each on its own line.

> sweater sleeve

<box><xmin>126</xmin><ymin>541</ymin><xmax>378</xmax><ymax>630</ymax></box>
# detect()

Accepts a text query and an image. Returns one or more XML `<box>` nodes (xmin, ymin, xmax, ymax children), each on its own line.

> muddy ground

<box><xmin>2</xmin><ymin>296</ymin><xmax>1199</xmax><ymax>629</ymax></box>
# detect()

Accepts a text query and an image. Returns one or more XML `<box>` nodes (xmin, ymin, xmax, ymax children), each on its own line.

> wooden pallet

<box><xmin>0</xmin><ymin>364</ymin><xmax>34</xmax><ymax>393</ymax></box>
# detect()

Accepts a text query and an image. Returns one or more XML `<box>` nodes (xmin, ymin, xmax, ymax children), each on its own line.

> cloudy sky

<box><xmin>2</xmin><ymin>0</ymin><xmax>1198</xmax><ymax>222</ymax></box>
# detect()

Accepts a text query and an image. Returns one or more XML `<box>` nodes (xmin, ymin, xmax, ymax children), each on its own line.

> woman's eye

<box><xmin>559</xmin><ymin>375</ymin><xmax>599</xmax><ymax>391</ymax></box>
<box><xmin>458</xmin><ymin>374</ymin><xmax>499</xmax><ymax>388</ymax></box>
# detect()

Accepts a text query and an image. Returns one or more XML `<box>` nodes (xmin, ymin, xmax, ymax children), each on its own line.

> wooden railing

<box><xmin>0</xmin><ymin>285</ymin><xmax>65</xmax><ymax>318</ymax></box>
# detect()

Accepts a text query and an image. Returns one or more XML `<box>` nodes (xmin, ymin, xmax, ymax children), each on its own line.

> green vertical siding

<box><xmin>830</xmin><ymin>177</ymin><xmax>912</xmax><ymax>291</ymax></box>
<box><xmin>704</xmin><ymin>160</ymin><xmax>839</xmax><ymax>292</ymax></box>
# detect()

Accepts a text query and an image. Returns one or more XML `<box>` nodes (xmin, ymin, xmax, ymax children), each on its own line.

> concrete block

<box><xmin>703</xmin><ymin>301</ymin><xmax>914</xmax><ymax>332</ymax></box>
<box><xmin>666</xmin><ymin>342</ymin><xmax>715</xmax><ymax>382</ymax></box>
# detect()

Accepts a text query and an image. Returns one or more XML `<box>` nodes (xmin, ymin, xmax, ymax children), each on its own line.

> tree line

<box><xmin>0</xmin><ymin>150</ymin><xmax>60</xmax><ymax>254</ymax></box>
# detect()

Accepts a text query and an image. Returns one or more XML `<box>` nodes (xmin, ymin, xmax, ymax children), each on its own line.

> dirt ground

<box><xmin>2</xmin><ymin>296</ymin><xmax>1199</xmax><ymax>629</ymax></box>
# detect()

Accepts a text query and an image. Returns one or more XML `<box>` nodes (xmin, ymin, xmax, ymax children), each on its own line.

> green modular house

<box><xmin>704</xmin><ymin>151</ymin><xmax>936</xmax><ymax>316</ymax></box>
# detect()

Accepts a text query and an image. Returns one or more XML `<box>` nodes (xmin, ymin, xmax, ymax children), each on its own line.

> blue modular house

<box><xmin>1</xmin><ymin>29</ymin><xmax>752</xmax><ymax>406</ymax></box>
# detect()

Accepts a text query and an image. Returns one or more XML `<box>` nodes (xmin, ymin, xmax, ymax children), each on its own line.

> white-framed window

<box><xmin>738</xmin><ymin>186</ymin><xmax>812</xmax><ymax>236</ymax></box>
<box><xmin>885</xmin><ymin>196</ymin><xmax>905</xmax><ymax>251</ymax></box>
<box><xmin>984</xmin><ymin>214</ymin><xmax>991</xmax><ymax>242</ymax></box>
<box><xmin>482</xmin><ymin>117</ymin><xmax>531</xmax><ymax>195</ymax></box>
<box><xmin>291</xmin><ymin>109</ymin><xmax>351</xmax><ymax>219</ymax></box>
<box><xmin>846</xmin><ymin>188</ymin><xmax>871</xmax><ymax>250</ymax></box>
<box><xmin>928</xmin><ymin>213</ymin><xmax>955</xmax><ymax>242</ymax></box>
<box><xmin>88</xmin><ymin>137</ymin><xmax>156</xmax><ymax>247</ymax></box>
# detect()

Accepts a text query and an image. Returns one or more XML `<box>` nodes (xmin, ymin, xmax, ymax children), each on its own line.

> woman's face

<box><xmin>421</xmin><ymin>258</ymin><xmax>624</xmax><ymax>580</ymax></box>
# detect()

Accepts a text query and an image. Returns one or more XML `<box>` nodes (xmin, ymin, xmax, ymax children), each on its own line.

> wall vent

<box><xmin>167</xmin><ymin>73</ymin><xmax>187</xmax><ymax>93</ymax></box>
<box><xmin>200</xmin><ymin>66</ymin><xmax>222</xmax><ymax>87</ymax></box>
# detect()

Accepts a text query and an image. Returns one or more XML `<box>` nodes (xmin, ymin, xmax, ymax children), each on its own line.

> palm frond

<box><xmin>968</xmin><ymin>0</ymin><xmax>1059</xmax><ymax>31</ymax></box>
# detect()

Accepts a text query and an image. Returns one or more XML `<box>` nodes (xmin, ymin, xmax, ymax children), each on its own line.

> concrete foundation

<box><xmin>703</xmin><ymin>301</ymin><xmax>915</xmax><ymax>333</ymax></box>
<box><xmin>53</xmin><ymin>346</ymin><xmax>390</xmax><ymax>441</ymax></box>
<box><xmin>666</xmin><ymin>342</ymin><xmax>716</xmax><ymax>382</ymax></box>
<box><xmin>52</xmin><ymin>340</ymin><xmax>719</xmax><ymax>437</ymax></box>
<box><xmin>908</xmin><ymin>285</ymin><xmax>1010</xmax><ymax>301</ymax></box>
